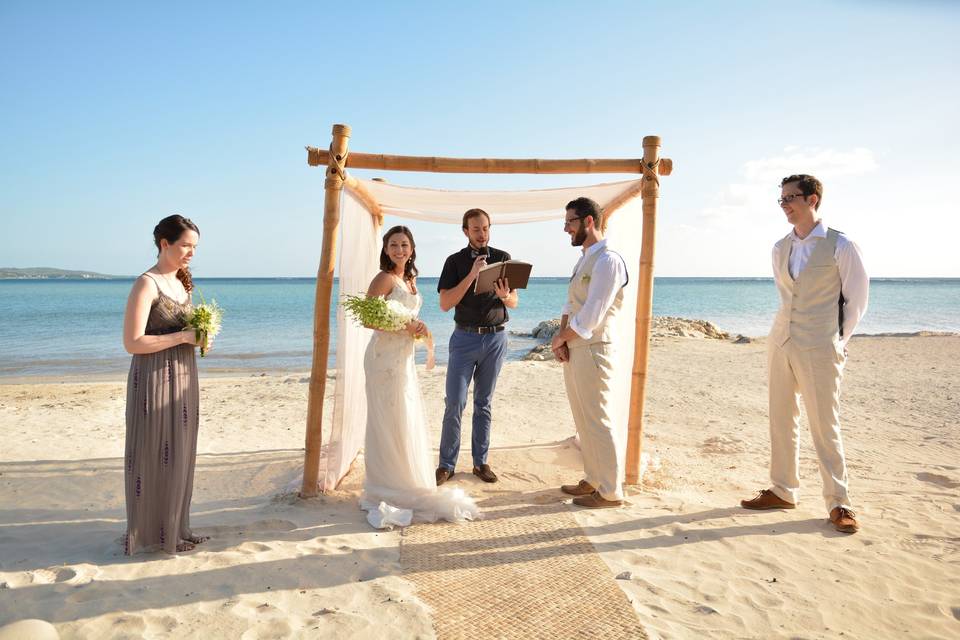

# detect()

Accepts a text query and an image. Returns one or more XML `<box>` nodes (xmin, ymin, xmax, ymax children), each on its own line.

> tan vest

<box><xmin>566</xmin><ymin>246</ymin><xmax>624</xmax><ymax>348</ymax></box>
<box><xmin>770</xmin><ymin>228</ymin><xmax>842</xmax><ymax>349</ymax></box>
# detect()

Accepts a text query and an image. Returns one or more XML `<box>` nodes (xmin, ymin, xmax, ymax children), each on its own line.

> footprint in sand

<box><xmin>27</xmin><ymin>567</ymin><xmax>77</xmax><ymax>585</ymax></box>
<box><xmin>916</xmin><ymin>472</ymin><xmax>960</xmax><ymax>489</ymax></box>
<box><xmin>895</xmin><ymin>534</ymin><xmax>960</xmax><ymax>554</ymax></box>
<box><xmin>700</xmin><ymin>435</ymin><xmax>747</xmax><ymax>455</ymax></box>
<box><xmin>500</xmin><ymin>470</ymin><xmax>544</xmax><ymax>484</ymax></box>
<box><xmin>106</xmin><ymin>615</ymin><xmax>147</xmax><ymax>636</ymax></box>
<box><xmin>242</xmin><ymin>620</ymin><xmax>293</xmax><ymax>638</ymax></box>
<box><xmin>236</xmin><ymin>542</ymin><xmax>274</xmax><ymax>554</ymax></box>
<box><xmin>203</xmin><ymin>519</ymin><xmax>298</xmax><ymax>537</ymax></box>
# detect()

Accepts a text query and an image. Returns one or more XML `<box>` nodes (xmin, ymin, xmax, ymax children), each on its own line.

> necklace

<box><xmin>154</xmin><ymin>267</ymin><xmax>182</xmax><ymax>300</ymax></box>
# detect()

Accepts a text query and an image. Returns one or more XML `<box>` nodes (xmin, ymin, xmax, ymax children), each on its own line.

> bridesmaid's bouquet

<box><xmin>342</xmin><ymin>293</ymin><xmax>435</xmax><ymax>369</ymax></box>
<box><xmin>183</xmin><ymin>296</ymin><xmax>223</xmax><ymax>357</ymax></box>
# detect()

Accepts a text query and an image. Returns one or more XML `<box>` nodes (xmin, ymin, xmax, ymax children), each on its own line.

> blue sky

<box><xmin>2</xmin><ymin>1</ymin><xmax>958</xmax><ymax>277</ymax></box>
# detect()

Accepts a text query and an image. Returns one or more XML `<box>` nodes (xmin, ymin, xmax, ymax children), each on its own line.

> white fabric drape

<box><xmin>359</xmin><ymin>177</ymin><xmax>644</xmax><ymax>224</ymax></box>
<box><xmin>599</xmin><ymin>198</ymin><xmax>642</xmax><ymax>481</ymax></box>
<box><xmin>323</xmin><ymin>191</ymin><xmax>380</xmax><ymax>489</ymax></box>
<box><xmin>317</xmin><ymin>176</ymin><xmax>645</xmax><ymax>490</ymax></box>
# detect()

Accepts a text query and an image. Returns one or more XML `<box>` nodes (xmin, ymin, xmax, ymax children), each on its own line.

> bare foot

<box><xmin>175</xmin><ymin>541</ymin><xmax>196</xmax><ymax>552</ymax></box>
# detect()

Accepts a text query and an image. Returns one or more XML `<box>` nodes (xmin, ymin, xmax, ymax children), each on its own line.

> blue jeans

<box><xmin>439</xmin><ymin>328</ymin><xmax>507</xmax><ymax>471</ymax></box>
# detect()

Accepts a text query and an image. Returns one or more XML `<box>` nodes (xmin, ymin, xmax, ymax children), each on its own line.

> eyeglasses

<box><xmin>777</xmin><ymin>194</ymin><xmax>807</xmax><ymax>206</ymax></box>
<box><xmin>563</xmin><ymin>215</ymin><xmax>586</xmax><ymax>228</ymax></box>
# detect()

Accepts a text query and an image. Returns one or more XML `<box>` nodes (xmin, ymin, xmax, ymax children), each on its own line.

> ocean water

<box><xmin>0</xmin><ymin>278</ymin><xmax>957</xmax><ymax>378</ymax></box>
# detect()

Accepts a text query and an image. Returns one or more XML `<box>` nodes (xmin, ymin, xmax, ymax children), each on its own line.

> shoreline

<box><xmin>2</xmin><ymin>327</ymin><xmax>957</xmax><ymax>385</ymax></box>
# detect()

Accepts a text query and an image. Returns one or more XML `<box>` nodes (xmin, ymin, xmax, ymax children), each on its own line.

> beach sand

<box><xmin>1</xmin><ymin>335</ymin><xmax>958</xmax><ymax>639</ymax></box>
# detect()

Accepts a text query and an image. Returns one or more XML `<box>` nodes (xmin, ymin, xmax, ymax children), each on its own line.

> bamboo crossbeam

<box><xmin>625</xmin><ymin>136</ymin><xmax>662</xmax><ymax>485</ymax></box>
<box><xmin>301</xmin><ymin>124</ymin><xmax>351</xmax><ymax>497</ymax></box>
<box><xmin>344</xmin><ymin>173</ymin><xmax>384</xmax><ymax>224</ymax></box>
<box><xmin>307</xmin><ymin>147</ymin><xmax>645</xmax><ymax>174</ymax></box>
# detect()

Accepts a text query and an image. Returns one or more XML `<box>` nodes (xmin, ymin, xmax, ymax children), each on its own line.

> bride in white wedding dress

<box><xmin>360</xmin><ymin>225</ymin><xmax>480</xmax><ymax>529</ymax></box>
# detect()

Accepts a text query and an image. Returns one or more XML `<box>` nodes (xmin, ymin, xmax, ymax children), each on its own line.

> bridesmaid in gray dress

<box><xmin>121</xmin><ymin>215</ymin><xmax>212</xmax><ymax>554</ymax></box>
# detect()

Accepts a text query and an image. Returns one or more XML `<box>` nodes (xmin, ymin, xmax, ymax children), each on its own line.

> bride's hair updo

<box><xmin>153</xmin><ymin>214</ymin><xmax>199</xmax><ymax>292</ymax></box>
<box><xmin>379</xmin><ymin>225</ymin><xmax>418</xmax><ymax>282</ymax></box>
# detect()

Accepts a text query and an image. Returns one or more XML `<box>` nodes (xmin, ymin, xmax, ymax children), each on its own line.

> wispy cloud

<box><xmin>700</xmin><ymin>147</ymin><xmax>879</xmax><ymax>225</ymax></box>
<box><xmin>743</xmin><ymin>147</ymin><xmax>878</xmax><ymax>182</ymax></box>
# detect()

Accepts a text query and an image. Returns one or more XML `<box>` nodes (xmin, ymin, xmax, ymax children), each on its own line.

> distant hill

<box><xmin>0</xmin><ymin>267</ymin><xmax>125</xmax><ymax>279</ymax></box>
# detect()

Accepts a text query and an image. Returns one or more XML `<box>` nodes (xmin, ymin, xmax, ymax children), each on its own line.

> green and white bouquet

<box><xmin>342</xmin><ymin>293</ymin><xmax>435</xmax><ymax>369</ymax></box>
<box><xmin>342</xmin><ymin>293</ymin><xmax>415</xmax><ymax>332</ymax></box>
<box><xmin>183</xmin><ymin>295</ymin><xmax>223</xmax><ymax>357</ymax></box>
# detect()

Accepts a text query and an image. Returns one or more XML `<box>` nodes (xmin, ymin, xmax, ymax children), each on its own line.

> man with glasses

<box><xmin>435</xmin><ymin>208</ymin><xmax>518</xmax><ymax>486</ymax></box>
<box><xmin>741</xmin><ymin>174</ymin><xmax>869</xmax><ymax>533</ymax></box>
<box><xmin>550</xmin><ymin>197</ymin><xmax>628</xmax><ymax>508</ymax></box>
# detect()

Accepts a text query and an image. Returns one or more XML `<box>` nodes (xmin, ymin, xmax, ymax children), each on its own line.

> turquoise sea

<box><xmin>1</xmin><ymin>278</ymin><xmax>957</xmax><ymax>378</ymax></box>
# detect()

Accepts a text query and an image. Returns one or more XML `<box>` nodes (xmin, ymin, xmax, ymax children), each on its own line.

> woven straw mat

<box><xmin>400</xmin><ymin>491</ymin><xmax>647</xmax><ymax>639</ymax></box>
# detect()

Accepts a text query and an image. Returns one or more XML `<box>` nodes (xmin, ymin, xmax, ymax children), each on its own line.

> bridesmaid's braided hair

<box><xmin>153</xmin><ymin>214</ymin><xmax>199</xmax><ymax>292</ymax></box>
<box><xmin>379</xmin><ymin>225</ymin><xmax>418</xmax><ymax>282</ymax></box>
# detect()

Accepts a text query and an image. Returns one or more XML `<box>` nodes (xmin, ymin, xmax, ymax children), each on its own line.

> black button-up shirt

<box><xmin>437</xmin><ymin>245</ymin><xmax>512</xmax><ymax>327</ymax></box>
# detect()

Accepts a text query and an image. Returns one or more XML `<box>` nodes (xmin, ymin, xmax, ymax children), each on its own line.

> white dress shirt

<box><xmin>562</xmin><ymin>238</ymin><xmax>629</xmax><ymax>340</ymax></box>
<box><xmin>772</xmin><ymin>220</ymin><xmax>869</xmax><ymax>346</ymax></box>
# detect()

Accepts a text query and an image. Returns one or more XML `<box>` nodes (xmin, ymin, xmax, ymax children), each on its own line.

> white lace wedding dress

<box><xmin>360</xmin><ymin>282</ymin><xmax>480</xmax><ymax>529</ymax></box>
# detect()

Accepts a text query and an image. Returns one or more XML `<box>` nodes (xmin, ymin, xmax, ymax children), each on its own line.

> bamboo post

<box><xmin>625</xmin><ymin>136</ymin><xmax>662</xmax><ymax>485</ymax></box>
<box><xmin>301</xmin><ymin>123</ymin><xmax>351</xmax><ymax>497</ymax></box>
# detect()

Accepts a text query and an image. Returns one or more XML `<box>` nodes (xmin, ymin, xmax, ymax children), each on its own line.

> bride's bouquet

<box><xmin>183</xmin><ymin>295</ymin><xmax>223</xmax><ymax>358</ymax></box>
<box><xmin>342</xmin><ymin>293</ymin><xmax>415</xmax><ymax>332</ymax></box>
<box><xmin>342</xmin><ymin>293</ymin><xmax>435</xmax><ymax>369</ymax></box>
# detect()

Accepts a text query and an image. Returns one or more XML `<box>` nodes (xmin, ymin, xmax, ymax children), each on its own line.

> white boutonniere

<box><xmin>581</xmin><ymin>273</ymin><xmax>591</xmax><ymax>284</ymax></box>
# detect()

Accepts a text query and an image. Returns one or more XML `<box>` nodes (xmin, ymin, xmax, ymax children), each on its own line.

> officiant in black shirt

<box><xmin>435</xmin><ymin>208</ymin><xmax>518</xmax><ymax>485</ymax></box>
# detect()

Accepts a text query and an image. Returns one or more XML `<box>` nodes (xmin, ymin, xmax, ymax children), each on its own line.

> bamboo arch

<box><xmin>301</xmin><ymin>123</ymin><xmax>673</xmax><ymax>497</ymax></box>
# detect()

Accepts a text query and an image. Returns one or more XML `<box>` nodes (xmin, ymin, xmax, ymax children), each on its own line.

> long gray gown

<box><xmin>124</xmin><ymin>276</ymin><xmax>200</xmax><ymax>555</ymax></box>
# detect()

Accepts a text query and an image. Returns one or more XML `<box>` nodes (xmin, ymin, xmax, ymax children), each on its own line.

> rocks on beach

<box><xmin>523</xmin><ymin>316</ymin><xmax>748</xmax><ymax>361</ymax></box>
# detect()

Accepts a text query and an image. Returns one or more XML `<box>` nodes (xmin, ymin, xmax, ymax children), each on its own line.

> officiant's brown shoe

<box><xmin>572</xmin><ymin>491</ymin><xmax>623</xmax><ymax>509</ymax></box>
<box><xmin>435</xmin><ymin>467</ymin><xmax>454</xmax><ymax>486</ymax></box>
<box><xmin>741</xmin><ymin>489</ymin><xmax>796</xmax><ymax>510</ymax></box>
<box><xmin>829</xmin><ymin>507</ymin><xmax>859</xmax><ymax>533</ymax></box>
<box><xmin>561</xmin><ymin>480</ymin><xmax>596</xmax><ymax>496</ymax></box>
<box><xmin>472</xmin><ymin>464</ymin><xmax>498</xmax><ymax>483</ymax></box>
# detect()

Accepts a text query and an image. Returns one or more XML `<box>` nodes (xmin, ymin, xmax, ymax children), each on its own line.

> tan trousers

<box><xmin>563</xmin><ymin>342</ymin><xmax>624</xmax><ymax>501</ymax></box>
<box><xmin>768</xmin><ymin>339</ymin><xmax>851</xmax><ymax>513</ymax></box>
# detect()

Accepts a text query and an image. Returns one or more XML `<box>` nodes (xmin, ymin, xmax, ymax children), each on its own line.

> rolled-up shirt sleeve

<box><xmin>837</xmin><ymin>239</ymin><xmax>869</xmax><ymax>346</ymax></box>
<box><xmin>569</xmin><ymin>253</ymin><xmax>628</xmax><ymax>339</ymax></box>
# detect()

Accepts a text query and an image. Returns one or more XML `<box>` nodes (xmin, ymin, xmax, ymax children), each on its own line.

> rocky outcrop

<box><xmin>522</xmin><ymin>316</ymin><xmax>741</xmax><ymax>361</ymax></box>
<box><xmin>651</xmin><ymin>316</ymin><xmax>729</xmax><ymax>340</ymax></box>
<box><xmin>530</xmin><ymin>319</ymin><xmax>561</xmax><ymax>340</ymax></box>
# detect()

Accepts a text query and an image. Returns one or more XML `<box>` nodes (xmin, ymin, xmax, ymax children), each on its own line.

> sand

<box><xmin>1</xmin><ymin>334</ymin><xmax>958</xmax><ymax>639</ymax></box>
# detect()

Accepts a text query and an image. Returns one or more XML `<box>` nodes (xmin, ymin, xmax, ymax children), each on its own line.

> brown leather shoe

<box><xmin>435</xmin><ymin>467</ymin><xmax>454</xmax><ymax>486</ymax></box>
<box><xmin>572</xmin><ymin>491</ymin><xmax>623</xmax><ymax>509</ymax></box>
<box><xmin>741</xmin><ymin>489</ymin><xmax>796</xmax><ymax>510</ymax></box>
<box><xmin>561</xmin><ymin>480</ymin><xmax>596</xmax><ymax>496</ymax></box>
<box><xmin>472</xmin><ymin>464</ymin><xmax>498</xmax><ymax>483</ymax></box>
<box><xmin>829</xmin><ymin>507</ymin><xmax>859</xmax><ymax>533</ymax></box>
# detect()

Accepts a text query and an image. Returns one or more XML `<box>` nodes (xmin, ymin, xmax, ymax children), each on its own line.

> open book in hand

<box><xmin>474</xmin><ymin>260</ymin><xmax>533</xmax><ymax>295</ymax></box>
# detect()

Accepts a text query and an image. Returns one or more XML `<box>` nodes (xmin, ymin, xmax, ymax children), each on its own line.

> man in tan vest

<box><xmin>742</xmin><ymin>174</ymin><xmax>869</xmax><ymax>533</ymax></box>
<box><xmin>551</xmin><ymin>197</ymin><xmax>628</xmax><ymax>508</ymax></box>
